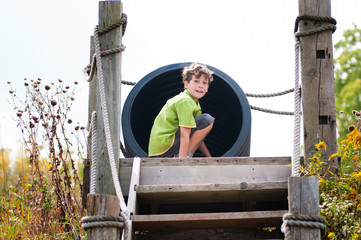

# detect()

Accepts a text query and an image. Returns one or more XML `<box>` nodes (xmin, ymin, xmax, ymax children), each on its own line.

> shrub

<box><xmin>302</xmin><ymin>111</ymin><xmax>361</xmax><ymax>240</ymax></box>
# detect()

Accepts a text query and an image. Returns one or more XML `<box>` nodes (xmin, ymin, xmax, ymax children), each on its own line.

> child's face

<box><xmin>184</xmin><ymin>74</ymin><xmax>209</xmax><ymax>102</ymax></box>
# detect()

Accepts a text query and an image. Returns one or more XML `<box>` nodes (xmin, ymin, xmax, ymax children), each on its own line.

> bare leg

<box><xmin>188</xmin><ymin>122</ymin><xmax>213</xmax><ymax>155</ymax></box>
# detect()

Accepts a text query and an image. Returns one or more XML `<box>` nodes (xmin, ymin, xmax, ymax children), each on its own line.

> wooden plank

<box><xmin>120</xmin><ymin>156</ymin><xmax>291</xmax><ymax>167</ymax></box>
<box><xmin>119</xmin><ymin>157</ymin><xmax>292</xmax><ymax>196</ymax></box>
<box><xmin>135</xmin><ymin>229</ymin><xmax>285</xmax><ymax>240</ymax></box>
<box><xmin>132</xmin><ymin>210</ymin><xmax>288</xmax><ymax>230</ymax></box>
<box><xmin>136</xmin><ymin>181</ymin><xmax>288</xmax><ymax>204</ymax></box>
<box><xmin>127</xmin><ymin>157</ymin><xmax>141</xmax><ymax>240</ymax></box>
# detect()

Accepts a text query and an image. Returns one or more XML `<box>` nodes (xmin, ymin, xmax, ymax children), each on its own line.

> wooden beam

<box><xmin>136</xmin><ymin>181</ymin><xmax>288</xmax><ymax>204</ymax></box>
<box><xmin>298</xmin><ymin>0</ymin><xmax>337</xmax><ymax>169</ymax></box>
<box><xmin>95</xmin><ymin>0</ymin><xmax>123</xmax><ymax>194</ymax></box>
<box><xmin>86</xmin><ymin>194</ymin><xmax>122</xmax><ymax>239</ymax></box>
<box><xmin>132</xmin><ymin>210</ymin><xmax>287</xmax><ymax>231</ymax></box>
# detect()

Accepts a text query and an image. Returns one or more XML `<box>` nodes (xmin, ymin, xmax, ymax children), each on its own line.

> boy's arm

<box><xmin>179</xmin><ymin>126</ymin><xmax>191</xmax><ymax>158</ymax></box>
<box><xmin>199</xmin><ymin>141</ymin><xmax>212</xmax><ymax>157</ymax></box>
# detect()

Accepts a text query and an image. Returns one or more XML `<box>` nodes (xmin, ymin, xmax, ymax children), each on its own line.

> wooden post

<box><xmin>84</xmin><ymin>2</ymin><xmax>124</xmax><ymax>239</ymax></box>
<box><xmin>298</xmin><ymin>0</ymin><xmax>337</xmax><ymax>169</ymax></box>
<box><xmin>287</xmin><ymin>177</ymin><xmax>321</xmax><ymax>239</ymax></box>
<box><xmin>95</xmin><ymin>0</ymin><xmax>123</xmax><ymax>195</ymax></box>
<box><xmin>86</xmin><ymin>194</ymin><xmax>122</xmax><ymax>239</ymax></box>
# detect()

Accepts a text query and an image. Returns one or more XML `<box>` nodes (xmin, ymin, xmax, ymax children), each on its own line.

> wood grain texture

<box><xmin>298</xmin><ymin>0</ymin><xmax>337</xmax><ymax>170</ymax></box>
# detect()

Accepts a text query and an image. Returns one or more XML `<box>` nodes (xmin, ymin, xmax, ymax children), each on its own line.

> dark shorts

<box><xmin>154</xmin><ymin>113</ymin><xmax>215</xmax><ymax>157</ymax></box>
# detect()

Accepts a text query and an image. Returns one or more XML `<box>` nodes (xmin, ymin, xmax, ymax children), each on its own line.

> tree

<box><xmin>334</xmin><ymin>24</ymin><xmax>361</xmax><ymax>138</ymax></box>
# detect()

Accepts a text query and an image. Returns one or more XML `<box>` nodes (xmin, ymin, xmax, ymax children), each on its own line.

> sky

<box><xmin>0</xmin><ymin>0</ymin><xmax>360</xmax><ymax>159</ymax></box>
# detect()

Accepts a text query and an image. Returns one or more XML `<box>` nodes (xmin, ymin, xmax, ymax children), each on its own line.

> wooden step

<box><xmin>136</xmin><ymin>181</ymin><xmax>288</xmax><ymax>204</ymax></box>
<box><xmin>132</xmin><ymin>210</ymin><xmax>288</xmax><ymax>231</ymax></box>
<box><xmin>120</xmin><ymin>157</ymin><xmax>292</xmax><ymax>196</ymax></box>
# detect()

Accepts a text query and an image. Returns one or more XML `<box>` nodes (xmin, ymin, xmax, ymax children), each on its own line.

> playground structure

<box><xmin>81</xmin><ymin>0</ymin><xmax>337</xmax><ymax>239</ymax></box>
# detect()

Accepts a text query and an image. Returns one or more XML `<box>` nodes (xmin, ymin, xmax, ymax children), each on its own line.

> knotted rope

<box><xmin>82</xmin><ymin>215</ymin><xmax>124</xmax><ymax>229</ymax></box>
<box><xmin>281</xmin><ymin>213</ymin><xmax>326</xmax><ymax>239</ymax></box>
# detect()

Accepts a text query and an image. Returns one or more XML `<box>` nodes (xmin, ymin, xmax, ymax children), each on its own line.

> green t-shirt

<box><xmin>148</xmin><ymin>90</ymin><xmax>202</xmax><ymax>156</ymax></box>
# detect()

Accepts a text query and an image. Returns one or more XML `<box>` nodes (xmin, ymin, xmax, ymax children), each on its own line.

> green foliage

<box><xmin>334</xmin><ymin>24</ymin><xmax>361</xmax><ymax>137</ymax></box>
<box><xmin>1</xmin><ymin>78</ymin><xmax>87</xmax><ymax>239</ymax></box>
<box><xmin>302</xmin><ymin>112</ymin><xmax>361</xmax><ymax>240</ymax></box>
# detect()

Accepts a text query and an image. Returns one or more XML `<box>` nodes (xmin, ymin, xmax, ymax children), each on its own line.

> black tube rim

<box><xmin>122</xmin><ymin>62</ymin><xmax>252</xmax><ymax>157</ymax></box>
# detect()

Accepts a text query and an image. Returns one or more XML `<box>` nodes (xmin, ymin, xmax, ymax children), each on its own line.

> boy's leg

<box><xmin>188</xmin><ymin>113</ymin><xmax>214</xmax><ymax>155</ymax></box>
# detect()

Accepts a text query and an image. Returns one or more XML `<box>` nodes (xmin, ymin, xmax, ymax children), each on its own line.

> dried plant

<box><xmin>4</xmin><ymin>78</ymin><xmax>86</xmax><ymax>239</ymax></box>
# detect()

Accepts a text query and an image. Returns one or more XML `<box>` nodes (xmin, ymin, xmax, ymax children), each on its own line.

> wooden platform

<box><xmin>120</xmin><ymin>156</ymin><xmax>291</xmax><ymax>238</ymax></box>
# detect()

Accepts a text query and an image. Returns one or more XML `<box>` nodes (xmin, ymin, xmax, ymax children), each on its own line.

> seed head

<box><xmin>67</xmin><ymin>119</ymin><xmax>72</xmax><ymax>124</ymax></box>
<box><xmin>16</xmin><ymin>111</ymin><xmax>23</xmax><ymax>117</ymax></box>
<box><xmin>349</xmin><ymin>125</ymin><xmax>356</xmax><ymax>132</ymax></box>
<box><xmin>9</xmin><ymin>90</ymin><xmax>14</xmax><ymax>94</ymax></box>
<box><xmin>7</xmin><ymin>81</ymin><xmax>11</xmax><ymax>84</ymax></box>
<box><xmin>51</xmin><ymin>100</ymin><xmax>57</xmax><ymax>106</ymax></box>
<box><xmin>70</xmin><ymin>97</ymin><xmax>75</xmax><ymax>101</ymax></box>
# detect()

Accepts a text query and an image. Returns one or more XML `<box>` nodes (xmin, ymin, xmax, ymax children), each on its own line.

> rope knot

<box><xmin>81</xmin><ymin>215</ymin><xmax>124</xmax><ymax>230</ymax></box>
<box><xmin>281</xmin><ymin>213</ymin><xmax>326</xmax><ymax>239</ymax></box>
<box><xmin>294</xmin><ymin>14</ymin><xmax>337</xmax><ymax>40</ymax></box>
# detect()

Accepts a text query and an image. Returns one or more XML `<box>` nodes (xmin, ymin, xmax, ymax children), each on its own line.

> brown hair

<box><xmin>182</xmin><ymin>63</ymin><xmax>214</xmax><ymax>84</ymax></box>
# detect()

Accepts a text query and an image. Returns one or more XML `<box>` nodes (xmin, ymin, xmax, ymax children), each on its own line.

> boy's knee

<box><xmin>195</xmin><ymin>113</ymin><xmax>215</xmax><ymax>130</ymax></box>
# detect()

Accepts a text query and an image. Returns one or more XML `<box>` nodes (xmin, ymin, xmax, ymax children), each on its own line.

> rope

<box><xmin>294</xmin><ymin>15</ymin><xmax>336</xmax><ymax>33</ymax></box>
<box><xmin>98</xmin><ymin>13</ymin><xmax>127</xmax><ymax>36</ymax></box>
<box><xmin>90</xmin><ymin>111</ymin><xmax>97</xmax><ymax>194</ymax></box>
<box><xmin>250</xmin><ymin>105</ymin><xmax>294</xmax><ymax>116</ymax></box>
<box><xmin>82</xmin><ymin>215</ymin><xmax>124</xmax><ymax>230</ymax></box>
<box><xmin>93</xmin><ymin>23</ymin><xmax>130</xmax><ymax>236</ymax></box>
<box><xmin>281</xmin><ymin>213</ymin><xmax>326</xmax><ymax>239</ymax></box>
<box><xmin>295</xmin><ymin>24</ymin><xmax>337</xmax><ymax>38</ymax></box>
<box><xmin>121</xmin><ymin>80</ymin><xmax>136</xmax><ymax>86</ymax></box>
<box><xmin>83</xmin><ymin>45</ymin><xmax>126</xmax><ymax>83</ymax></box>
<box><xmin>246</xmin><ymin>88</ymin><xmax>294</xmax><ymax>98</ymax></box>
<box><xmin>292</xmin><ymin>38</ymin><xmax>301</xmax><ymax>177</ymax></box>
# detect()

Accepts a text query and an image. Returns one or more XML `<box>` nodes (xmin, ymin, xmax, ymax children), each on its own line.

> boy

<box><xmin>148</xmin><ymin>63</ymin><xmax>215</xmax><ymax>158</ymax></box>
